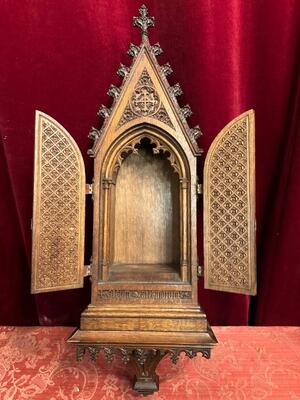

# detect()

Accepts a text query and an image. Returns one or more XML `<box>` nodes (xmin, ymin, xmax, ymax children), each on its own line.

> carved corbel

<box><xmin>74</xmin><ymin>345</ymin><xmax>212</xmax><ymax>396</ymax></box>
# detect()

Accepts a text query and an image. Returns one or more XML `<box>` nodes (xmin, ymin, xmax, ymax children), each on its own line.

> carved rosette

<box><xmin>118</xmin><ymin>69</ymin><xmax>174</xmax><ymax>129</ymax></box>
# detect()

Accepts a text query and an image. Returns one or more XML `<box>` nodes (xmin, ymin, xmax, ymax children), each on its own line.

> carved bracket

<box><xmin>76</xmin><ymin>344</ymin><xmax>211</xmax><ymax>396</ymax></box>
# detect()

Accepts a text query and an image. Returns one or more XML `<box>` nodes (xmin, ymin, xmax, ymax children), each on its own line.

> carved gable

<box><xmin>88</xmin><ymin>33</ymin><xmax>203</xmax><ymax>158</ymax></box>
<box><xmin>118</xmin><ymin>69</ymin><xmax>174</xmax><ymax>129</ymax></box>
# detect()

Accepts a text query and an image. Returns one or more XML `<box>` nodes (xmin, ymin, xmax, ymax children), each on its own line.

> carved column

<box><xmin>101</xmin><ymin>178</ymin><xmax>114</xmax><ymax>280</ymax></box>
<box><xmin>180</xmin><ymin>177</ymin><xmax>189</xmax><ymax>281</ymax></box>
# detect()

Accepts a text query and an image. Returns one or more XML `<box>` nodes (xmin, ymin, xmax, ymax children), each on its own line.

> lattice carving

<box><xmin>31</xmin><ymin>112</ymin><xmax>85</xmax><ymax>293</ymax></box>
<box><xmin>204</xmin><ymin>110</ymin><xmax>256</xmax><ymax>295</ymax></box>
<box><xmin>118</xmin><ymin>69</ymin><xmax>174</xmax><ymax>129</ymax></box>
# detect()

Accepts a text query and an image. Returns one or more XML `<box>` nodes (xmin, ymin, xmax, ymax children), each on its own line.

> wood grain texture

<box><xmin>113</xmin><ymin>143</ymin><xmax>180</xmax><ymax>266</ymax></box>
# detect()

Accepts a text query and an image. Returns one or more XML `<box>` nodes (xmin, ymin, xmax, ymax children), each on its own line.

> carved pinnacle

<box><xmin>161</xmin><ymin>63</ymin><xmax>173</xmax><ymax>76</ymax></box>
<box><xmin>181</xmin><ymin>104</ymin><xmax>193</xmax><ymax>118</ymax></box>
<box><xmin>127</xmin><ymin>43</ymin><xmax>140</xmax><ymax>57</ymax></box>
<box><xmin>97</xmin><ymin>105</ymin><xmax>111</xmax><ymax>119</ymax></box>
<box><xmin>151</xmin><ymin>43</ymin><xmax>163</xmax><ymax>56</ymax></box>
<box><xmin>133</xmin><ymin>5</ymin><xmax>155</xmax><ymax>40</ymax></box>
<box><xmin>170</xmin><ymin>83</ymin><xmax>183</xmax><ymax>97</ymax></box>
<box><xmin>88</xmin><ymin>127</ymin><xmax>101</xmax><ymax>141</ymax></box>
<box><xmin>117</xmin><ymin>63</ymin><xmax>131</xmax><ymax>78</ymax></box>
<box><xmin>107</xmin><ymin>84</ymin><xmax>120</xmax><ymax>99</ymax></box>
<box><xmin>190</xmin><ymin>125</ymin><xmax>203</xmax><ymax>140</ymax></box>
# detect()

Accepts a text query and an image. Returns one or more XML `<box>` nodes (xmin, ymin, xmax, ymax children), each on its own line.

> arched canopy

<box><xmin>101</xmin><ymin>124</ymin><xmax>191</xmax><ymax>183</ymax></box>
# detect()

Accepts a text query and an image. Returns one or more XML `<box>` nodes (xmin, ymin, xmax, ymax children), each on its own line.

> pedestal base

<box><xmin>133</xmin><ymin>373</ymin><xmax>159</xmax><ymax>396</ymax></box>
<box><xmin>68</xmin><ymin>328</ymin><xmax>217</xmax><ymax>396</ymax></box>
<box><xmin>68</xmin><ymin>305</ymin><xmax>217</xmax><ymax>396</ymax></box>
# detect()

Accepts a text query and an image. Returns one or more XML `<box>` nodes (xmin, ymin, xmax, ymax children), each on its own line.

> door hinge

<box><xmin>84</xmin><ymin>256</ymin><xmax>93</xmax><ymax>277</ymax></box>
<box><xmin>85</xmin><ymin>183</ymin><xmax>94</xmax><ymax>195</ymax></box>
<box><xmin>197</xmin><ymin>183</ymin><xmax>203</xmax><ymax>195</ymax></box>
<box><xmin>197</xmin><ymin>265</ymin><xmax>203</xmax><ymax>277</ymax></box>
<box><xmin>84</xmin><ymin>264</ymin><xmax>92</xmax><ymax>277</ymax></box>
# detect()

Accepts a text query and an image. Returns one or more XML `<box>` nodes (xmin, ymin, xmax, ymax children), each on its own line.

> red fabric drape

<box><xmin>0</xmin><ymin>0</ymin><xmax>299</xmax><ymax>326</ymax></box>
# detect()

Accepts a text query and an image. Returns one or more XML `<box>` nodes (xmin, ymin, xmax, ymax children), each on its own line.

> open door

<box><xmin>204</xmin><ymin>110</ymin><xmax>256</xmax><ymax>295</ymax></box>
<box><xmin>31</xmin><ymin>111</ymin><xmax>86</xmax><ymax>293</ymax></box>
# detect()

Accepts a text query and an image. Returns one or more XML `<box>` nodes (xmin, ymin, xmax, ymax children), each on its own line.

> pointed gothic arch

<box><xmin>98</xmin><ymin>124</ymin><xmax>191</xmax><ymax>283</ymax></box>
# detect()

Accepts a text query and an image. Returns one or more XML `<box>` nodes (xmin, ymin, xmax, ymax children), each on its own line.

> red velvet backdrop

<box><xmin>0</xmin><ymin>1</ymin><xmax>299</xmax><ymax>327</ymax></box>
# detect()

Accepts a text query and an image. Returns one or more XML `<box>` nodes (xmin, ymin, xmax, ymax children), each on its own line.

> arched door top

<box><xmin>102</xmin><ymin>124</ymin><xmax>191</xmax><ymax>182</ymax></box>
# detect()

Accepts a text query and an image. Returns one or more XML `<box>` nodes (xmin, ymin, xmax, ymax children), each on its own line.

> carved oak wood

<box><xmin>31</xmin><ymin>111</ymin><xmax>85</xmax><ymax>293</ymax></box>
<box><xmin>204</xmin><ymin>110</ymin><xmax>256</xmax><ymax>295</ymax></box>
<box><xmin>31</xmin><ymin>4</ymin><xmax>256</xmax><ymax>396</ymax></box>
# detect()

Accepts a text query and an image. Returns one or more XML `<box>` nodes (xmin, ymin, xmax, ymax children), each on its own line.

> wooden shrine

<box><xmin>31</xmin><ymin>5</ymin><xmax>256</xmax><ymax>395</ymax></box>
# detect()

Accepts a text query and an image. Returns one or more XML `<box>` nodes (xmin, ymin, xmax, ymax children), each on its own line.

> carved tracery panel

<box><xmin>112</xmin><ymin>135</ymin><xmax>181</xmax><ymax>176</ymax></box>
<box><xmin>118</xmin><ymin>70</ymin><xmax>174</xmax><ymax>129</ymax></box>
<box><xmin>204</xmin><ymin>110</ymin><xmax>256</xmax><ymax>295</ymax></box>
<box><xmin>31</xmin><ymin>111</ymin><xmax>85</xmax><ymax>293</ymax></box>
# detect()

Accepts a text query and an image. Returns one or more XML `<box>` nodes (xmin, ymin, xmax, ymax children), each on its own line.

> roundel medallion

<box><xmin>129</xmin><ymin>85</ymin><xmax>161</xmax><ymax>116</ymax></box>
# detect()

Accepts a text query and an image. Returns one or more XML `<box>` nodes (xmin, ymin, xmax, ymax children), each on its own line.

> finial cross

<box><xmin>133</xmin><ymin>5</ymin><xmax>155</xmax><ymax>40</ymax></box>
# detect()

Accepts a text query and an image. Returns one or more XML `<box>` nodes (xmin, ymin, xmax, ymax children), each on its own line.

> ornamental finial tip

<box><xmin>133</xmin><ymin>4</ymin><xmax>155</xmax><ymax>42</ymax></box>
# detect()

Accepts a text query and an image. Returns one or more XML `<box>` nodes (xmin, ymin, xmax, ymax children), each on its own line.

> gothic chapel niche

<box><xmin>110</xmin><ymin>137</ymin><xmax>181</xmax><ymax>282</ymax></box>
